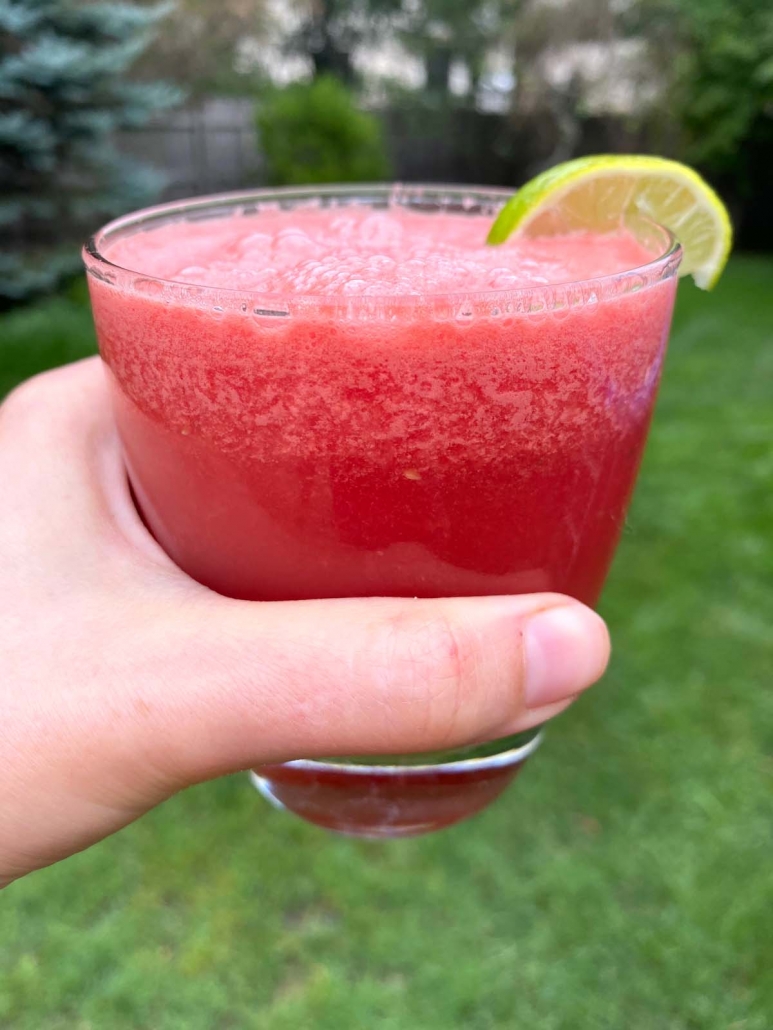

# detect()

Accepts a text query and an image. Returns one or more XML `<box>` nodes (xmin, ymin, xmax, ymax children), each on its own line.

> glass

<box><xmin>84</xmin><ymin>185</ymin><xmax>682</xmax><ymax>838</ymax></box>
<box><xmin>251</xmin><ymin>731</ymin><xmax>543</xmax><ymax>838</ymax></box>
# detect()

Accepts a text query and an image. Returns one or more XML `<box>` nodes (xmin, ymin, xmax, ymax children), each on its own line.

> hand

<box><xmin>0</xmin><ymin>359</ymin><xmax>610</xmax><ymax>886</ymax></box>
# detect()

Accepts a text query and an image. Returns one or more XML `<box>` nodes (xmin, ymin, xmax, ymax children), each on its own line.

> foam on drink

<box><xmin>105</xmin><ymin>206</ymin><xmax>654</xmax><ymax>296</ymax></box>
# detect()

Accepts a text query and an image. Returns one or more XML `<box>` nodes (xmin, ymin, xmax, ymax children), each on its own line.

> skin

<box><xmin>0</xmin><ymin>359</ymin><xmax>610</xmax><ymax>887</ymax></box>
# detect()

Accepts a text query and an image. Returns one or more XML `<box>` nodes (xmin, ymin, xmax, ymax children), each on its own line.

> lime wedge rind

<box><xmin>488</xmin><ymin>154</ymin><xmax>732</xmax><ymax>290</ymax></box>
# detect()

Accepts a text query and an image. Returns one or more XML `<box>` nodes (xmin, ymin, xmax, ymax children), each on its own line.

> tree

<box><xmin>287</xmin><ymin>0</ymin><xmax>394</xmax><ymax>85</ymax></box>
<box><xmin>287</xmin><ymin>0</ymin><xmax>520</xmax><ymax>98</ymax></box>
<box><xmin>628</xmin><ymin>0</ymin><xmax>773</xmax><ymax>178</ymax></box>
<box><xmin>396</xmin><ymin>0</ymin><xmax>521</xmax><ymax>97</ymax></box>
<box><xmin>507</xmin><ymin>0</ymin><xmax>658</xmax><ymax>174</ymax></box>
<box><xmin>0</xmin><ymin>0</ymin><xmax>180</xmax><ymax>306</ymax></box>
<box><xmin>133</xmin><ymin>0</ymin><xmax>269</xmax><ymax>95</ymax></box>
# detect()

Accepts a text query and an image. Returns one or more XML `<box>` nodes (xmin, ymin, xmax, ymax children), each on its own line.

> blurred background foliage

<box><xmin>256</xmin><ymin>74</ymin><xmax>390</xmax><ymax>185</ymax></box>
<box><xmin>2</xmin><ymin>0</ymin><xmax>772</xmax><ymax>307</ymax></box>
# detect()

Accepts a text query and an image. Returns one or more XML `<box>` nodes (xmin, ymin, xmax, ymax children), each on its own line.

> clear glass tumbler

<box><xmin>84</xmin><ymin>185</ymin><xmax>681</xmax><ymax>837</ymax></box>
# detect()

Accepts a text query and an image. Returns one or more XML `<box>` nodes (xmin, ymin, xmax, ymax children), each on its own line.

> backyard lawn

<box><xmin>1</xmin><ymin>257</ymin><xmax>771</xmax><ymax>1029</ymax></box>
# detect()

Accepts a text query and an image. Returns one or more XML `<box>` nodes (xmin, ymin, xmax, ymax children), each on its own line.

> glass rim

<box><xmin>272</xmin><ymin>728</ymin><xmax>544</xmax><ymax>775</ymax></box>
<box><xmin>83</xmin><ymin>183</ymin><xmax>682</xmax><ymax>310</ymax></box>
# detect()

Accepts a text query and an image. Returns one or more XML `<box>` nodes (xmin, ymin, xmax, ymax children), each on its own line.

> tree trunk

<box><xmin>309</xmin><ymin>0</ymin><xmax>353</xmax><ymax>83</ymax></box>
<box><xmin>311</xmin><ymin>42</ymin><xmax>353</xmax><ymax>83</ymax></box>
<box><xmin>426</xmin><ymin>46</ymin><xmax>452</xmax><ymax>94</ymax></box>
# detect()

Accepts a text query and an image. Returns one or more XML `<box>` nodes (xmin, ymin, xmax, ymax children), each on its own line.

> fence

<box><xmin>116</xmin><ymin>97</ymin><xmax>647</xmax><ymax>198</ymax></box>
<box><xmin>117</xmin><ymin>97</ymin><xmax>527</xmax><ymax>197</ymax></box>
<box><xmin>117</xmin><ymin>97</ymin><xmax>264</xmax><ymax>200</ymax></box>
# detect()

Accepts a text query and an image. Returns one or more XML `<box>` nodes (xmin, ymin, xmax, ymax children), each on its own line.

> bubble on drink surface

<box><xmin>239</xmin><ymin>232</ymin><xmax>272</xmax><ymax>253</ymax></box>
<box><xmin>366</xmin><ymin>254</ymin><xmax>396</xmax><ymax>273</ymax></box>
<box><xmin>273</xmin><ymin>227</ymin><xmax>323</xmax><ymax>262</ymax></box>
<box><xmin>106</xmin><ymin>204</ymin><xmax>659</xmax><ymax>302</ymax></box>
<box><xmin>133</xmin><ymin>277</ymin><xmax>167</xmax><ymax>297</ymax></box>
<box><xmin>358</xmin><ymin>212</ymin><xmax>404</xmax><ymax>248</ymax></box>
<box><xmin>487</xmin><ymin>267</ymin><xmax>520</xmax><ymax>289</ymax></box>
<box><xmin>252</xmin><ymin>304</ymin><xmax>290</xmax><ymax>326</ymax></box>
<box><xmin>328</xmin><ymin>215</ymin><xmax>358</xmax><ymax>237</ymax></box>
<box><xmin>178</xmin><ymin>265</ymin><xmax>209</xmax><ymax>282</ymax></box>
<box><xmin>230</xmin><ymin>267</ymin><xmax>275</xmax><ymax>288</ymax></box>
<box><xmin>342</xmin><ymin>278</ymin><xmax>369</xmax><ymax>295</ymax></box>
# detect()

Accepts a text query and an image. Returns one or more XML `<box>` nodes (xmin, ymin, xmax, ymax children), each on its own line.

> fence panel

<box><xmin>118</xmin><ymin>97</ymin><xmax>264</xmax><ymax>200</ymax></box>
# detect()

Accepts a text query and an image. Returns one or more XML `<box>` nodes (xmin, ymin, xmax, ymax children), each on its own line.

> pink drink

<box><xmin>85</xmin><ymin>187</ymin><xmax>680</xmax><ymax>836</ymax></box>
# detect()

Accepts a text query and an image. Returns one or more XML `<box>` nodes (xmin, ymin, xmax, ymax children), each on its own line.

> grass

<box><xmin>0</xmin><ymin>278</ymin><xmax>97</xmax><ymax>398</ymax></box>
<box><xmin>1</xmin><ymin>258</ymin><xmax>772</xmax><ymax>1029</ymax></box>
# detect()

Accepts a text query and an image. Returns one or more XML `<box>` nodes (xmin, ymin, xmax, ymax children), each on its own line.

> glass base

<box><xmin>250</xmin><ymin>730</ymin><xmax>543</xmax><ymax>838</ymax></box>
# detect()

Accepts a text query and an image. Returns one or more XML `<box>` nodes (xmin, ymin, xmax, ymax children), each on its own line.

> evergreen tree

<box><xmin>0</xmin><ymin>0</ymin><xmax>180</xmax><ymax>306</ymax></box>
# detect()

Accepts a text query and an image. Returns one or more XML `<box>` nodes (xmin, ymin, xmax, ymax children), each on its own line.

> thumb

<box><xmin>127</xmin><ymin>590</ymin><xmax>610</xmax><ymax>792</ymax></box>
<box><xmin>0</xmin><ymin>590</ymin><xmax>610</xmax><ymax>883</ymax></box>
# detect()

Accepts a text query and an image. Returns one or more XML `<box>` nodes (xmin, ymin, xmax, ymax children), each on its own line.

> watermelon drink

<box><xmin>84</xmin><ymin>185</ymin><xmax>681</xmax><ymax>837</ymax></box>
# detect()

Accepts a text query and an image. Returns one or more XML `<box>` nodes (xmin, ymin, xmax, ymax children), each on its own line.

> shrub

<box><xmin>256</xmin><ymin>75</ymin><xmax>390</xmax><ymax>186</ymax></box>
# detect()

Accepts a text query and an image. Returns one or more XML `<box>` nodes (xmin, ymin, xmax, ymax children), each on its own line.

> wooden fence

<box><xmin>117</xmin><ymin>97</ymin><xmax>681</xmax><ymax>209</ymax></box>
<box><xmin>116</xmin><ymin>97</ymin><xmax>528</xmax><ymax>197</ymax></box>
<box><xmin>117</xmin><ymin>97</ymin><xmax>264</xmax><ymax>200</ymax></box>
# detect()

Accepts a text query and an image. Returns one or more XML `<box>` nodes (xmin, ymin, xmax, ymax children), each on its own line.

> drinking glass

<box><xmin>84</xmin><ymin>185</ymin><xmax>681</xmax><ymax>837</ymax></box>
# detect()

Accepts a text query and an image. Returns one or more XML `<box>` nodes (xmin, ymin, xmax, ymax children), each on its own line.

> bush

<box><xmin>256</xmin><ymin>76</ymin><xmax>390</xmax><ymax>186</ymax></box>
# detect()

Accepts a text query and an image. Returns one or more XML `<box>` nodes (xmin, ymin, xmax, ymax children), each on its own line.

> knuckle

<box><xmin>367</xmin><ymin>606</ymin><xmax>482</xmax><ymax>747</ymax></box>
<box><xmin>0</xmin><ymin>367</ymin><xmax>69</xmax><ymax>444</ymax></box>
<box><xmin>0</xmin><ymin>361</ymin><xmax>99</xmax><ymax>442</ymax></box>
<box><xmin>0</xmin><ymin>374</ymin><xmax>49</xmax><ymax>429</ymax></box>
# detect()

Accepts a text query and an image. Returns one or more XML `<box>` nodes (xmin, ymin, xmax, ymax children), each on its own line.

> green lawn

<box><xmin>1</xmin><ymin>259</ymin><xmax>772</xmax><ymax>1029</ymax></box>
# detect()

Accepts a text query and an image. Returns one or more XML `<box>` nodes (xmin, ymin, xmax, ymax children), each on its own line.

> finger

<box><xmin>85</xmin><ymin>591</ymin><xmax>610</xmax><ymax>794</ymax></box>
<box><xmin>0</xmin><ymin>358</ymin><xmax>179</xmax><ymax>576</ymax></box>
<box><xmin>0</xmin><ymin>357</ymin><xmax>110</xmax><ymax>484</ymax></box>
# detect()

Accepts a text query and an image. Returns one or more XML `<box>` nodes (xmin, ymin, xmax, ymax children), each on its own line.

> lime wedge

<box><xmin>487</xmin><ymin>154</ymin><xmax>733</xmax><ymax>289</ymax></box>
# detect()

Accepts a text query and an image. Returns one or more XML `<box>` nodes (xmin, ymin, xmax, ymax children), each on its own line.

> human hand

<box><xmin>0</xmin><ymin>358</ymin><xmax>610</xmax><ymax>886</ymax></box>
